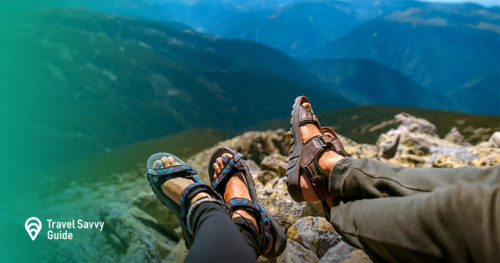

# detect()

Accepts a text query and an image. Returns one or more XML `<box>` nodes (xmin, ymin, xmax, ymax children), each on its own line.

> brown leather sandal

<box><xmin>286</xmin><ymin>96</ymin><xmax>346</xmax><ymax>205</ymax></box>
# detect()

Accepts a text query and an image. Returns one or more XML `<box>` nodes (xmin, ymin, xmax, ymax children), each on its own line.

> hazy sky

<box><xmin>420</xmin><ymin>0</ymin><xmax>499</xmax><ymax>6</ymax></box>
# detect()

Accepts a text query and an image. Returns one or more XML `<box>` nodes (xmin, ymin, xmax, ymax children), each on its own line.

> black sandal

<box><xmin>146</xmin><ymin>152</ymin><xmax>224</xmax><ymax>248</ymax></box>
<box><xmin>208</xmin><ymin>147</ymin><xmax>287</xmax><ymax>258</ymax></box>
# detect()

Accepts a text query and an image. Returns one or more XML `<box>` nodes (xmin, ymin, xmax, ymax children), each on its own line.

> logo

<box><xmin>25</xmin><ymin>217</ymin><xmax>42</xmax><ymax>241</ymax></box>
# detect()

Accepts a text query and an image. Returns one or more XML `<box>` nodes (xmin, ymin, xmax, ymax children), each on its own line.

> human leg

<box><xmin>329</xmin><ymin>157</ymin><xmax>500</xmax><ymax>199</ymax></box>
<box><xmin>330</xmin><ymin>183</ymin><xmax>500</xmax><ymax>262</ymax></box>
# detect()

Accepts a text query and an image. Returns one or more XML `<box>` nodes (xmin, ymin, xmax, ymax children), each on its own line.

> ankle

<box><xmin>191</xmin><ymin>192</ymin><xmax>211</xmax><ymax>204</ymax></box>
<box><xmin>319</xmin><ymin>151</ymin><xmax>343</xmax><ymax>176</ymax></box>
<box><xmin>232</xmin><ymin>209</ymin><xmax>259</xmax><ymax>232</ymax></box>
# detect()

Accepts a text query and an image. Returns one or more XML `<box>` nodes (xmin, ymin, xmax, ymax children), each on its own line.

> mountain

<box><xmin>448</xmin><ymin>72</ymin><xmax>500</xmax><ymax>115</ymax></box>
<box><xmin>54</xmin><ymin>0</ymin><xmax>296</xmax><ymax>31</ymax></box>
<box><xmin>324</xmin><ymin>3</ymin><xmax>500</xmax><ymax>94</ymax></box>
<box><xmin>303</xmin><ymin>58</ymin><xmax>448</xmax><ymax>108</ymax></box>
<box><xmin>2</xmin><ymin>8</ymin><xmax>352</xmax><ymax>170</ymax></box>
<box><xmin>210</xmin><ymin>1</ymin><xmax>360</xmax><ymax>59</ymax></box>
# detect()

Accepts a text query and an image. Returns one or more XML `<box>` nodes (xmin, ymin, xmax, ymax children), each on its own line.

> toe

<box><xmin>161</xmin><ymin>156</ymin><xmax>169</xmax><ymax>167</ymax></box>
<box><xmin>216</xmin><ymin>157</ymin><xmax>224</xmax><ymax>170</ymax></box>
<box><xmin>213</xmin><ymin>163</ymin><xmax>220</xmax><ymax>179</ymax></box>
<box><xmin>302</xmin><ymin>102</ymin><xmax>313</xmax><ymax>113</ymax></box>
<box><xmin>167</xmin><ymin>156</ymin><xmax>175</xmax><ymax>166</ymax></box>
<box><xmin>154</xmin><ymin>160</ymin><xmax>163</xmax><ymax>169</ymax></box>
<box><xmin>221</xmin><ymin>153</ymin><xmax>233</xmax><ymax>164</ymax></box>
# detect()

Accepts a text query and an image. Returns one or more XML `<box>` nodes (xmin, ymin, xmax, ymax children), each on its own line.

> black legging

<box><xmin>185</xmin><ymin>202</ymin><xmax>260</xmax><ymax>263</ymax></box>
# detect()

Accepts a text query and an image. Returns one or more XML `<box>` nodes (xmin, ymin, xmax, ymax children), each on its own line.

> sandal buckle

<box><xmin>317</xmin><ymin>136</ymin><xmax>328</xmax><ymax>148</ymax></box>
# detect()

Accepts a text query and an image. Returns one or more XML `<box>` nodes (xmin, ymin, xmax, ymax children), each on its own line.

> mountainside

<box><xmin>210</xmin><ymin>1</ymin><xmax>360</xmax><ymax>59</ymax></box>
<box><xmin>324</xmin><ymin>4</ymin><xmax>500</xmax><ymax>94</ymax></box>
<box><xmin>448</xmin><ymin>72</ymin><xmax>500</xmax><ymax>115</ymax></box>
<box><xmin>303</xmin><ymin>59</ymin><xmax>448</xmax><ymax>108</ymax></box>
<box><xmin>20</xmin><ymin>111</ymin><xmax>500</xmax><ymax>262</ymax></box>
<box><xmin>5</xmin><ymin>8</ymin><xmax>352</xmax><ymax>169</ymax></box>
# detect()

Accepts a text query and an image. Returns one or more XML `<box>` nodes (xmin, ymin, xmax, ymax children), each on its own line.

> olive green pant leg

<box><xmin>329</xmin><ymin>157</ymin><xmax>500</xmax><ymax>199</ymax></box>
<box><xmin>327</xmin><ymin>158</ymin><xmax>500</xmax><ymax>262</ymax></box>
<box><xmin>330</xmin><ymin>183</ymin><xmax>500</xmax><ymax>262</ymax></box>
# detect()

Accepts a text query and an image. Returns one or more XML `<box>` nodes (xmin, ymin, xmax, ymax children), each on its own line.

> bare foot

<box><xmin>298</xmin><ymin>102</ymin><xmax>344</xmax><ymax>202</ymax></box>
<box><xmin>153</xmin><ymin>156</ymin><xmax>210</xmax><ymax>205</ymax></box>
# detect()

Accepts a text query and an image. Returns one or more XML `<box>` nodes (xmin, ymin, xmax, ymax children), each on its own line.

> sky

<box><xmin>420</xmin><ymin>0</ymin><xmax>499</xmax><ymax>7</ymax></box>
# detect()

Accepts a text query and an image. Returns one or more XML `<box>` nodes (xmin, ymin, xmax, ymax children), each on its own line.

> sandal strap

<box><xmin>300</xmin><ymin>134</ymin><xmax>335</xmax><ymax>199</ymax></box>
<box><xmin>213</xmin><ymin>152</ymin><xmax>245</xmax><ymax>192</ymax></box>
<box><xmin>297</xmin><ymin>97</ymin><xmax>321</xmax><ymax>129</ymax></box>
<box><xmin>147</xmin><ymin>164</ymin><xmax>200</xmax><ymax>186</ymax></box>
<box><xmin>226</xmin><ymin>198</ymin><xmax>272</xmax><ymax>252</ymax></box>
<box><xmin>180</xmin><ymin>183</ymin><xmax>222</xmax><ymax>219</ymax></box>
<box><xmin>321</xmin><ymin>127</ymin><xmax>346</xmax><ymax>157</ymax></box>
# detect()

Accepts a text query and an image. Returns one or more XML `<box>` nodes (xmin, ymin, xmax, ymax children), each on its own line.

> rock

<box><xmin>319</xmin><ymin>241</ymin><xmax>372</xmax><ymax>263</ymax></box>
<box><xmin>277</xmin><ymin>239</ymin><xmax>319</xmax><ymax>263</ymax></box>
<box><xmin>260</xmin><ymin>154</ymin><xmax>288</xmax><ymax>177</ymax></box>
<box><xmin>132</xmin><ymin>191</ymin><xmax>179</xmax><ymax>238</ymax></box>
<box><xmin>287</xmin><ymin>216</ymin><xmax>341</xmax><ymax>258</ymax></box>
<box><xmin>162</xmin><ymin>240</ymin><xmax>188</xmax><ymax>263</ymax></box>
<box><xmin>338</xmin><ymin>135</ymin><xmax>379</xmax><ymax>159</ymax></box>
<box><xmin>444</xmin><ymin>127</ymin><xmax>470</xmax><ymax>146</ymax></box>
<box><xmin>394</xmin><ymin>112</ymin><xmax>437</xmax><ymax>136</ymax></box>
<box><xmin>99</xmin><ymin>203</ymin><xmax>176</xmax><ymax>262</ymax></box>
<box><xmin>381</xmin><ymin>134</ymin><xmax>400</xmax><ymax>159</ymax></box>
<box><xmin>488</xmin><ymin>131</ymin><xmax>500</xmax><ymax>148</ymax></box>
<box><xmin>259</xmin><ymin>178</ymin><xmax>308</xmax><ymax>230</ymax></box>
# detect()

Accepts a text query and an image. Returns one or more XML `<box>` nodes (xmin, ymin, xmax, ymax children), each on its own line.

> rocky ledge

<box><xmin>48</xmin><ymin>113</ymin><xmax>500</xmax><ymax>262</ymax></box>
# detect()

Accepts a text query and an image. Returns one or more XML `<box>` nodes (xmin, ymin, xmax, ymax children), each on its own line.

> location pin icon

<box><xmin>25</xmin><ymin>217</ymin><xmax>42</xmax><ymax>241</ymax></box>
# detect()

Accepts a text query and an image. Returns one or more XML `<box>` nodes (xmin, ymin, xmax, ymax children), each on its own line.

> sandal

<box><xmin>208</xmin><ymin>147</ymin><xmax>287</xmax><ymax>258</ymax></box>
<box><xmin>286</xmin><ymin>96</ymin><xmax>346</xmax><ymax>204</ymax></box>
<box><xmin>146</xmin><ymin>152</ymin><xmax>224</xmax><ymax>248</ymax></box>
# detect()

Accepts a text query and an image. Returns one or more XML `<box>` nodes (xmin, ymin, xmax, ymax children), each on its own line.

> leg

<box><xmin>329</xmin><ymin>157</ymin><xmax>500</xmax><ymax>199</ymax></box>
<box><xmin>330</xmin><ymin>183</ymin><xmax>500</xmax><ymax>262</ymax></box>
<box><xmin>185</xmin><ymin>202</ymin><xmax>257</xmax><ymax>263</ymax></box>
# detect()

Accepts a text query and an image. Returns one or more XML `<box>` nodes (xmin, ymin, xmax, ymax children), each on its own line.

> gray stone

<box><xmin>277</xmin><ymin>239</ymin><xmax>319</xmax><ymax>263</ymax></box>
<box><xmin>318</xmin><ymin>241</ymin><xmax>374</xmax><ymax>263</ymax></box>
<box><xmin>287</xmin><ymin>216</ymin><xmax>341</xmax><ymax>258</ymax></box>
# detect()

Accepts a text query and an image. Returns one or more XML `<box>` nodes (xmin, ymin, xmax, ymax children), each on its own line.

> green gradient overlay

<box><xmin>0</xmin><ymin>2</ymin><xmax>103</xmax><ymax>261</ymax></box>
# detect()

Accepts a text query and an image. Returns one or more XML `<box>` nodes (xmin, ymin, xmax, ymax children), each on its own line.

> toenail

<box><xmin>213</xmin><ymin>163</ymin><xmax>218</xmax><ymax>169</ymax></box>
<box><xmin>216</xmin><ymin>157</ymin><xmax>221</xmax><ymax>162</ymax></box>
<box><xmin>222</xmin><ymin>156</ymin><xmax>228</xmax><ymax>162</ymax></box>
<box><xmin>155</xmin><ymin>161</ymin><xmax>163</xmax><ymax>168</ymax></box>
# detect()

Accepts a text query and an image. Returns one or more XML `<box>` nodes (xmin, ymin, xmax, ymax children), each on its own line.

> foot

<box><xmin>298</xmin><ymin>102</ymin><xmax>344</xmax><ymax>202</ymax></box>
<box><xmin>212</xmin><ymin>153</ymin><xmax>259</xmax><ymax>231</ymax></box>
<box><xmin>153</xmin><ymin>157</ymin><xmax>210</xmax><ymax>205</ymax></box>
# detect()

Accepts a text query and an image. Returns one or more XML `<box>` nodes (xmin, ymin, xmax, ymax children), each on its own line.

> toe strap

<box><xmin>213</xmin><ymin>152</ymin><xmax>245</xmax><ymax>192</ymax></box>
<box><xmin>148</xmin><ymin>164</ymin><xmax>200</xmax><ymax>187</ymax></box>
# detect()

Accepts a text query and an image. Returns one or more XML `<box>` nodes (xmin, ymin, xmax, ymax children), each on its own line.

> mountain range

<box><xmin>54</xmin><ymin>0</ymin><xmax>500</xmax><ymax>114</ymax></box>
<box><xmin>3</xmin><ymin>4</ymin><xmax>498</xmax><ymax>171</ymax></box>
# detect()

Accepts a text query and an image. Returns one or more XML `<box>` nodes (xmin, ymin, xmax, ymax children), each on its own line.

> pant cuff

<box><xmin>329</xmin><ymin>157</ymin><xmax>353</xmax><ymax>197</ymax></box>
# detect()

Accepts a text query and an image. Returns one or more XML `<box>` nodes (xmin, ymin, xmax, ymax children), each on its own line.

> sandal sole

<box><xmin>286</xmin><ymin>96</ymin><xmax>305</xmax><ymax>202</ymax></box>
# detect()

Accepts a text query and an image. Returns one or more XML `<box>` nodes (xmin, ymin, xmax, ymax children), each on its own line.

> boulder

<box><xmin>99</xmin><ymin>203</ymin><xmax>176</xmax><ymax>262</ymax></box>
<box><xmin>287</xmin><ymin>216</ymin><xmax>341</xmax><ymax>258</ymax></box>
<box><xmin>277</xmin><ymin>239</ymin><xmax>319</xmax><ymax>263</ymax></box>
<box><xmin>319</xmin><ymin>241</ymin><xmax>372</xmax><ymax>263</ymax></box>
<box><xmin>444</xmin><ymin>127</ymin><xmax>470</xmax><ymax>146</ymax></box>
